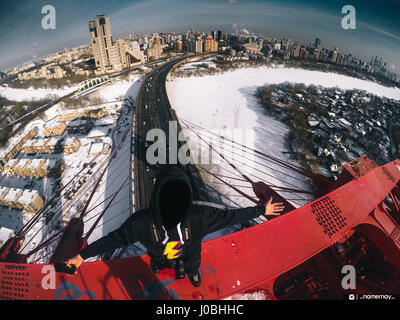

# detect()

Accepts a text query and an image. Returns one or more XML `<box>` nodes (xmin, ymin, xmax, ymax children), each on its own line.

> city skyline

<box><xmin>0</xmin><ymin>0</ymin><xmax>399</xmax><ymax>72</ymax></box>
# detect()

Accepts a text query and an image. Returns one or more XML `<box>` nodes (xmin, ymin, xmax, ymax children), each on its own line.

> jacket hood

<box><xmin>150</xmin><ymin>165</ymin><xmax>193</xmax><ymax>230</ymax></box>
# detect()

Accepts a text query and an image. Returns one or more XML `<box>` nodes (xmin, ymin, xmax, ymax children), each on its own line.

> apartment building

<box><xmin>27</xmin><ymin>159</ymin><xmax>47</xmax><ymax>178</ymax></box>
<box><xmin>87</xmin><ymin>108</ymin><xmax>108</xmax><ymax>119</ymax></box>
<box><xmin>14</xmin><ymin>159</ymin><xmax>32</xmax><ymax>176</ymax></box>
<box><xmin>4</xmin><ymin>159</ymin><xmax>18</xmax><ymax>175</ymax></box>
<box><xmin>0</xmin><ymin>128</ymin><xmax>38</xmax><ymax>164</ymax></box>
<box><xmin>43</xmin><ymin>122</ymin><xmax>67</xmax><ymax>137</ymax></box>
<box><xmin>0</xmin><ymin>187</ymin><xmax>10</xmax><ymax>207</ymax></box>
<box><xmin>89</xmin><ymin>14</ymin><xmax>122</xmax><ymax>74</ymax></box>
<box><xmin>46</xmin><ymin>137</ymin><xmax>63</xmax><ymax>153</ymax></box>
<box><xmin>31</xmin><ymin>139</ymin><xmax>49</xmax><ymax>154</ymax></box>
<box><xmin>0</xmin><ymin>187</ymin><xmax>44</xmax><ymax>213</ymax></box>
<box><xmin>3</xmin><ymin>158</ymin><xmax>63</xmax><ymax>178</ymax></box>
<box><xmin>64</xmin><ymin>138</ymin><xmax>81</xmax><ymax>154</ymax></box>
<box><xmin>88</xmin><ymin>141</ymin><xmax>110</xmax><ymax>157</ymax></box>
<box><xmin>67</xmin><ymin>118</ymin><xmax>95</xmax><ymax>135</ymax></box>
<box><xmin>58</xmin><ymin>108</ymin><xmax>108</xmax><ymax>122</ymax></box>
<box><xmin>18</xmin><ymin>190</ymin><xmax>44</xmax><ymax>213</ymax></box>
<box><xmin>3</xmin><ymin>188</ymin><xmax>24</xmax><ymax>209</ymax></box>
<box><xmin>23</xmin><ymin>137</ymin><xmax>62</xmax><ymax>154</ymax></box>
<box><xmin>22</xmin><ymin>140</ymin><xmax>38</xmax><ymax>155</ymax></box>
<box><xmin>203</xmin><ymin>35</ymin><xmax>218</xmax><ymax>52</ymax></box>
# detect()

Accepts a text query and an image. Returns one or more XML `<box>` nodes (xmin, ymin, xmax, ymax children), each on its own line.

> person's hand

<box><xmin>65</xmin><ymin>254</ymin><xmax>84</xmax><ymax>274</ymax></box>
<box><xmin>264</xmin><ymin>198</ymin><xmax>285</xmax><ymax>216</ymax></box>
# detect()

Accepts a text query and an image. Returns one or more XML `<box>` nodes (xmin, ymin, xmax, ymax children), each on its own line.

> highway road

<box><xmin>134</xmin><ymin>56</ymin><xmax>209</xmax><ymax>211</ymax></box>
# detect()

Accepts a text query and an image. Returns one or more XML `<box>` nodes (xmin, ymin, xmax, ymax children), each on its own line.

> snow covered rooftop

<box><xmin>45</xmin><ymin>122</ymin><xmax>65</xmax><ymax>129</ymax></box>
<box><xmin>48</xmin><ymin>137</ymin><xmax>61</xmax><ymax>146</ymax></box>
<box><xmin>4</xmin><ymin>188</ymin><xmax>23</xmax><ymax>202</ymax></box>
<box><xmin>64</xmin><ymin>137</ymin><xmax>79</xmax><ymax>145</ymax></box>
<box><xmin>23</xmin><ymin>140</ymin><xmax>36</xmax><ymax>148</ymax></box>
<box><xmin>87</xmin><ymin>126</ymin><xmax>110</xmax><ymax>138</ymax></box>
<box><xmin>88</xmin><ymin>142</ymin><xmax>106</xmax><ymax>155</ymax></box>
<box><xmin>28</xmin><ymin>159</ymin><xmax>45</xmax><ymax>169</ymax></box>
<box><xmin>18</xmin><ymin>189</ymin><xmax>40</xmax><ymax>205</ymax></box>
<box><xmin>16</xmin><ymin>158</ymin><xmax>30</xmax><ymax>168</ymax></box>
<box><xmin>95</xmin><ymin>117</ymin><xmax>115</xmax><ymax>127</ymax></box>
<box><xmin>0</xmin><ymin>226</ymin><xmax>14</xmax><ymax>246</ymax></box>
<box><xmin>0</xmin><ymin>186</ymin><xmax>10</xmax><ymax>199</ymax></box>
<box><xmin>5</xmin><ymin>159</ymin><xmax>18</xmax><ymax>167</ymax></box>
<box><xmin>35</xmin><ymin>139</ymin><xmax>48</xmax><ymax>147</ymax></box>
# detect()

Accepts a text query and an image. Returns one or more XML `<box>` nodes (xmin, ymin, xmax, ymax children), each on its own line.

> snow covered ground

<box><xmin>166</xmin><ymin>66</ymin><xmax>400</xmax><ymax>210</ymax></box>
<box><xmin>166</xmin><ymin>65</ymin><xmax>400</xmax><ymax>301</ymax></box>
<box><xmin>97</xmin><ymin>76</ymin><xmax>141</xmax><ymax>101</ymax></box>
<box><xmin>0</xmin><ymin>85</ymin><xmax>78</xmax><ymax>102</ymax></box>
<box><xmin>0</xmin><ymin>75</ymin><xmax>140</xmax><ymax>101</ymax></box>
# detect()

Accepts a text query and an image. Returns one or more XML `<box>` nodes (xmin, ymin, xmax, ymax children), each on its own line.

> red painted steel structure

<box><xmin>1</xmin><ymin>156</ymin><xmax>400</xmax><ymax>300</ymax></box>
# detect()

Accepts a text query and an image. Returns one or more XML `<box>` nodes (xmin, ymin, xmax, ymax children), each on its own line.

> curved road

<box><xmin>134</xmin><ymin>55</ymin><xmax>209</xmax><ymax>211</ymax></box>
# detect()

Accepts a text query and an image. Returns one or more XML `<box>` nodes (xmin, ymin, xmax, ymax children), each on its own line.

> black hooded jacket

<box><xmin>80</xmin><ymin>166</ymin><xmax>265</xmax><ymax>272</ymax></box>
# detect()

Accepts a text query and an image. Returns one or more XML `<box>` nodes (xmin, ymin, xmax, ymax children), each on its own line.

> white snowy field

<box><xmin>0</xmin><ymin>74</ymin><xmax>141</xmax><ymax>103</ymax></box>
<box><xmin>0</xmin><ymin>85</ymin><xmax>78</xmax><ymax>102</ymax></box>
<box><xmin>166</xmin><ymin>67</ymin><xmax>400</xmax><ymax>209</ymax></box>
<box><xmin>97</xmin><ymin>75</ymin><xmax>142</xmax><ymax>101</ymax></box>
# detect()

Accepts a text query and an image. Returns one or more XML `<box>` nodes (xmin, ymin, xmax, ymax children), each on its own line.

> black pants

<box><xmin>150</xmin><ymin>241</ymin><xmax>201</xmax><ymax>276</ymax></box>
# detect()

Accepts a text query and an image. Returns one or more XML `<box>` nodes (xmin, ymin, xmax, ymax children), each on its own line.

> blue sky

<box><xmin>0</xmin><ymin>0</ymin><xmax>399</xmax><ymax>72</ymax></box>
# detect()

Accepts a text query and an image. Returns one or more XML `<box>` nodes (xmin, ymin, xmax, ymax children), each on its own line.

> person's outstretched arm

<box><xmin>66</xmin><ymin>214</ymin><xmax>142</xmax><ymax>271</ymax></box>
<box><xmin>201</xmin><ymin>198</ymin><xmax>284</xmax><ymax>234</ymax></box>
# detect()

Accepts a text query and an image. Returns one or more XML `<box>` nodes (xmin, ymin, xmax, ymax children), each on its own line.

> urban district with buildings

<box><xmin>0</xmin><ymin>13</ymin><xmax>399</xmax><ymax>254</ymax></box>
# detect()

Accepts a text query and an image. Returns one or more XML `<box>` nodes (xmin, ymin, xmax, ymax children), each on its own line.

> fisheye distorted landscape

<box><xmin>0</xmin><ymin>0</ymin><xmax>400</xmax><ymax>303</ymax></box>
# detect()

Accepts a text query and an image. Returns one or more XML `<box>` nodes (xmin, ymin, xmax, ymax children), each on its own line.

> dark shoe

<box><xmin>151</xmin><ymin>260</ymin><xmax>163</xmax><ymax>274</ymax></box>
<box><xmin>188</xmin><ymin>271</ymin><xmax>201</xmax><ymax>287</ymax></box>
<box><xmin>174</xmin><ymin>259</ymin><xmax>185</xmax><ymax>279</ymax></box>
